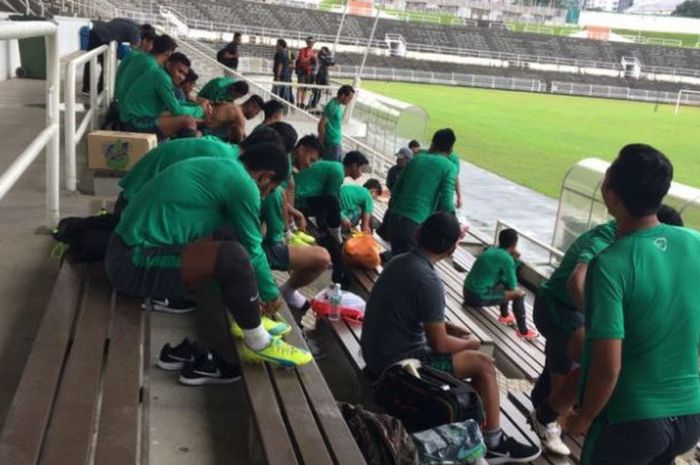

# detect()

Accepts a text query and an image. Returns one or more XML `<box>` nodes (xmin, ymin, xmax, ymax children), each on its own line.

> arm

<box><xmin>504</xmin><ymin>257</ymin><xmax>518</xmax><ymax>291</ymax></box>
<box><xmin>567</xmin><ymin>262</ymin><xmax>588</xmax><ymax>311</ymax></box>
<box><xmin>455</xmin><ymin>177</ymin><xmax>462</xmax><ymax>209</ymax></box>
<box><xmin>274</xmin><ymin>61</ymin><xmax>282</xmax><ymax>81</ymax></box>
<box><xmin>317</xmin><ymin>115</ymin><xmax>327</xmax><ymax>142</ymax></box>
<box><xmin>426</xmin><ymin>322</ymin><xmax>479</xmax><ymax>353</ymax></box>
<box><xmin>437</xmin><ymin>168</ymin><xmax>456</xmax><ymax>214</ymax></box>
<box><xmin>360</xmin><ymin>212</ymin><xmax>371</xmax><ymax>233</ymax></box>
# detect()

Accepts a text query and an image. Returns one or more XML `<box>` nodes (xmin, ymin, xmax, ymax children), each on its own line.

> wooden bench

<box><xmin>0</xmin><ymin>261</ymin><xmax>149</xmax><ymax>465</ymax></box>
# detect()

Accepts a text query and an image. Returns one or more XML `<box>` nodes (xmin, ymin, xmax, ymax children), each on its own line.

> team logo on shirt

<box><xmin>654</xmin><ymin>237</ymin><xmax>668</xmax><ymax>251</ymax></box>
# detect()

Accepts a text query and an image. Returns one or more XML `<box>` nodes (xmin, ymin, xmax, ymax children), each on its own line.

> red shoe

<box><xmin>517</xmin><ymin>328</ymin><xmax>539</xmax><ymax>341</ymax></box>
<box><xmin>498</xmin><ymin>314</ymin><xmax>516</xmax><ymax>326</ymax></box>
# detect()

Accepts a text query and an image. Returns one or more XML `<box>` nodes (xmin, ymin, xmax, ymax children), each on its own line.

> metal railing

<box><xmin>494</xmin><ymin>219</ymin><xmax>564</xmax><ymax>268</ymax></box>
<box><xmin>63</xmin><ymin>42</ymin><xmax>117</xmax><ymax>192</ymax></box>
<box><xmin>0</xmin><ymin>21</ymin><xmax>60</xmax><ymax>227</ymax></box>
<box><xmin>550</xmin><ymin>81</ymin><xmax>685</xmax><ymax>104</ymax></box>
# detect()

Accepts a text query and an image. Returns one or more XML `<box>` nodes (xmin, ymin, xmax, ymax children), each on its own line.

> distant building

<box><xmin>623</xmin><ymin>0</ymin><xmax>685</xmax><ymax>14</ymax></box>
<box><xmin>586</xmin><ymin>0</ymin><xmax>620</xmax><ymax>12</ymax></box>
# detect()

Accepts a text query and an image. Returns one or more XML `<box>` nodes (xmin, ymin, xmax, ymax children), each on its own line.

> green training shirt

<box><xmin>540</xmin><ymin>221</ymin><xmax>617</xmax><ymax>309</ymax></box>
<box><xmin>464</xmin><ymin>247</ymin><xmax>517</xmax><ymax>300</ymax></box>
<box><xmin>294</xmin><ymin>161</ymin><xmax>344</xmax><ymax>206</ymax></box>
<box><xmin>581</xmin><ymin>224</ymin><xmax>700</xmax><ymax>423</ymax></box>
<box><xmin>115</xmin><ymin>52</ymin><xmax>157</xmax><ymax>103</ymax></box>
<box><xmin>119</xmin><ymin>136</ymin><xmax>239</xmax><ymax>201</ymax></box>
<box><xmin>115</xmin><ymin>48</ymin><xmax>143</xmax><ymax>89</ymax></box>
<box><xmin>389</xmin><ymin>153</ymin><xmax>455</xmax><ymax>224</ymax></box>
<box><xmin>198</xmin><ymin>76</ymin><xmax>236</xmax><ymax>102</ymax></box>
<box><xmin>322</xmin><ymin>98</ymin><xmax>343</xmax><ymax>145</ymax></box>
<box><xmin>115</xmin><ymin>157</ymin><xmax>279</xmax><ymax>301</ymax></box>
<box><xmin>340</xmin><ymin>184</ymin><xmax>373</xmax><ymax>222</ymax></box>
<box><xmin>261</xmin><ymin>187</ymin><xmax>286</xmax><ymax>245</ymax></box>
<box><xmin>120</xmin><ymin>66</ymin><xmax>205</xmax><ymax>122</ymax></box>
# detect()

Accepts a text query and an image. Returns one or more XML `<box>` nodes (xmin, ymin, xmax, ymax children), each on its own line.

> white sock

<box><xmin>280</xmin><ymin>281</ymin><xmax>307</xmax><ymax>308</ymax></box>
<box><xmin>329</xmin><ymin>227</ymin><xmax>342</xmax><ymax>243</ymax></box>
<box><xmin>243</xmin><ymin>324</ymin><xmax>272</xmax><ymax>351</ymax></box>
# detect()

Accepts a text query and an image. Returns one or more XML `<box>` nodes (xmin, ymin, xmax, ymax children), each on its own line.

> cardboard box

<box><xmin>87</xmin><ymin>130</ymin><xmax>157</xmax><ymax>173</ymax></box>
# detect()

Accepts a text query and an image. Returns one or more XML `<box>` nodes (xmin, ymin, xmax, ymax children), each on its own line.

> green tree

<box><xmin>672</xmin><ymin>0</ymin><xmax>700</xmax><ymax>17</ymax></box>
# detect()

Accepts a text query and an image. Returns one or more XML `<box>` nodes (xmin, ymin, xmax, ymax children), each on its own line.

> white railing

<box><xmin>494</xmin><ymin>219</ymin><xmax>564</xmax><ymax>268</ymax></box>
<box><xmin>0</xmin><ymin>21</ymin><xmax>60</xmax><ymax>227</ymax></box>
<box><xmin>550</xmin><ymin>81</ymin><xmax>682</xmax><ymax>104</ymax></box>
<box><xmin>63</xmin><ymin>42</ymin><xmax>117</xmax><ymax>192</ymax></box>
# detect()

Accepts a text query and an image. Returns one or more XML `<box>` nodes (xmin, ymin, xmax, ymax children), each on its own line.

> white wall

<box><xmin>579</xmin><ymin>11</ymin><xmax>700</xmax><ymax>34</ymax></box>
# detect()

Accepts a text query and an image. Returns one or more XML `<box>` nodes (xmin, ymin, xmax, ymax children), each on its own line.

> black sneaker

<box><xmin>178</xmin><ymin>351</ymin><xmax>242</xmax><ymax>386</ymax></box>
<box><xmin>157</xmin><ymin>338</ymin><xmax>203</xmax><ymax>371</ymax></box>
<box><xmin>485</xmin><ymin>434</ymin><xmax>541</xmax><ymax>464</ymax></box>
<box><xmin>144</xmin><ymin>298</ymin><xmax>197</xmax><ymax>314</ymax></box>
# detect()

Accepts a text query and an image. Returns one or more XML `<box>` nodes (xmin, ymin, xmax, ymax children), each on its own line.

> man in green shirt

<box><xmin>567</xmin><ymin>145</ymin><xmax>700</xmax><ymax>464</ymax></box>
<box><xmin>115</xmin><ymin>34</ymin><xmax>177</xmax><ymax>104</ymax></box>
<box><xmin>340</xmin><ymin>179</ymin><xmax>382</xmax><ymax>233</ymax></box>
<box><xmin>318</xmin><ymin>85</ymin><xmax>354</xmax><ymax>161</ymax></box>
<box><xmin>382</xmin><ymin>129</ymin><xmax>456</xmax><ymax>257</ymax></box>
<box><xmin>105</xmin><ymin>144</ymin><xmax>313</xmax><ymax>371</ymax></box>
<box><xmin>464</xmin><ymin>228</ymin><xmax>537</xmax><ymax>340</ymax></box>
<box><xmin>198</xmin><ymin>77</ymin><xmax>249</xmax><ymax>103</ymax></box>
<box><xmin>120</xmin><ymin>53</ymin><xmax>212</xmax><ymax>139</ymax></box>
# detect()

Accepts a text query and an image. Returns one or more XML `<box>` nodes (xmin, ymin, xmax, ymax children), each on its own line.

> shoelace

<box><xmin>271</xmin><ymin>338</ymin><xmax>307</xmax><ymax>356</ymax></box>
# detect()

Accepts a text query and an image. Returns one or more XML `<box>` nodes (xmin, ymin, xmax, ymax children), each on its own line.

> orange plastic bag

<box><xmin>343</xmin><ymin>233</ymin><xmax>381</xmax><ymax>270</ymax></box>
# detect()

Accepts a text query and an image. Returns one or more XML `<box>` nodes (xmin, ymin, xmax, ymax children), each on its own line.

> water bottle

<box><xmin>328</xmin><ymin>283</ymin><xmax>342</xmax><ymax>322</ymax></box>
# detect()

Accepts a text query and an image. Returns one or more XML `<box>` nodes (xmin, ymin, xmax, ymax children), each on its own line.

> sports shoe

<box><xmin>289</xmin><ymin>233</ymin><xmax>311</xmax><ymax>247</ymax></box>
<box><xmin>293</xmin><ymin>230</ymin><xmax>316</xmax><ymax>245</ymax></box>
<box><xmin>230</xmin><ymin>316</ymin><xmax>292</xmax><ymax>339</ymax></box>
<box><xmin>485</xmin><ymin>434</ymin><xmax>541</xmax><ymax>464</ymax></box>
<box><xmin>517</xmin><ymin>328</ymin><xmax>539</xmax><ymax>341</ymax></box>
<box><xmin>241</xmin><ymin>337</ymin><xmax>313</xmax><ymax>367</ymax></box>
<box><xmin>529</xmin><ymin>410</ymin><xmax>571</xmax><ymax>456</ymax></box>
<box><xmin>157</xmin><ymin>338</ymin><xmax>203</xmax><ymax>371</ymax></box>
<box><xmin>144</xmin><ymin>298</ymin><xmax>197</xmax><ymax>314</ymax></box>
<box><xmin>498</xmin><ymin>314</ymin><xmax>516</xmax><ymax>326</ymax></box>
<box><xmin>179</xmin><ymin>351</ymin><xmax>242</xmax><ymax>385</ymax></box>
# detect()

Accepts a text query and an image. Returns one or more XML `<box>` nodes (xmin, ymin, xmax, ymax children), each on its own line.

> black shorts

<box><xmin>299</xmin><ymin>73</ymin><xmax>315</xmax><ymax>85</ymax></box>
<box><xmin>464</xmin><ymin>284</ymin><xmax>506</xmax><ymax>306</ymax></box>
<box><xmin>533</xmin><ymin>291</ymin><xmax>584</xmax><ymax>375</ymax></box>
<box><xmin>263</xmin><ymin>242</ymin><xmax>290</xmax><ymax>271</ymax></box>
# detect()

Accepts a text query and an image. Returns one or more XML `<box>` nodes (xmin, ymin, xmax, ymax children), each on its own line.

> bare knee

<box><xmin>311</xmin><ymin>246</ymin><xmax>331</xmax><ymax>269</ymax></box>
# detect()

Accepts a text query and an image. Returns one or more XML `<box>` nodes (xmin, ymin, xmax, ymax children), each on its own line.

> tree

<box><xmin>672</xmin><ymin>0</ymin><xmax>700</xmax><ymax>17</ymax></box>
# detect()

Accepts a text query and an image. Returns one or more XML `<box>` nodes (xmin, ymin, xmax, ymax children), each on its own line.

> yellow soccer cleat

<box><xmin>294</xmin><ymin>230</ymin><xmax>316</xmax><ymax>245</ymax></box>
<box><xmin>231</xmin><ymin>315</ymin><xmax>292</xmax><ymax>339</ymax></box>
<box><xmin>288</xmin><ymin>233</ymin><xmax>310</xmax><ymax>247</ymax></box>
<box><xmin>241</xmin><ymin>338</ymin><xmax>313</xmax><ymax>367</ymax></box>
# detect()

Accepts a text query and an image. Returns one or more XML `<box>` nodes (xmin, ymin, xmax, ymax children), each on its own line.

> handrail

<box><xmin>63</xmin><ymin>42</ymin><xmax>117</xmax><ymax>192</ymax></box>
<box><xmin>0</xmin><ymin>21</ymin><xmax>60</xmax><ymax>227</ymax></box>
<box><xmin>494</xmin><ymin>219</ymin><xmax>564</xmax><ymax>267</ymax></box>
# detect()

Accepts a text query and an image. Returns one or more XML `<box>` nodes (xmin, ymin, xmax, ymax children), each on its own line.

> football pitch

<box><xmin>359</xmin><ymin>81</ymin><xmax>700</xmax><ymax>198</ymax></box>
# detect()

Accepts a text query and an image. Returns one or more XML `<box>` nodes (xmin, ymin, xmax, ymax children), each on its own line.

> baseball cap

<box><xmin>395</xmin><ymin>147</ymin><xmax>413</xmax><ymax>160</ymax></box>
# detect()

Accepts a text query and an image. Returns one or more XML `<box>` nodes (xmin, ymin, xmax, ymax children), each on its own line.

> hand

<box><xmin>260</xmin><ymin>296</ymin><xmax>283</xmax><ymax>316</ymax></box>
<box><xmin>291</xmin><ymin>209</ymin><xmax>307</xmax><ymax>232</ymax></box>
<box><xmin>341</xmin><ymin>218</ymin><xmax>352</xmax><ymax>230</ymax></box>
<box><xmin>567</xmin><ymin>411</ymin><xmax>593</xmax><ymax>436</ymax></box>
<box><xmin>516</xmin><ymin>289</ymin><xmax>527</xmax><ymax>298</ymax></box>
<box><xmin>456</xmin><ymin>196</ymin><xmax>463</xmax><ymax>209</ymax></box>
<box><xmin>459</xmin><ymin>224</ymin><xmax>469</xmax><ymax>239</ymax></box>
<box><xmin>201</xmin><ymin>101</ymin><xmax>214</xmax><ymax>119</ymax></box>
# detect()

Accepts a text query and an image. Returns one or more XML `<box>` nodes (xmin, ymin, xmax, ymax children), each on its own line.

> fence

<box><xmin>494</xmin><ymin>219</ymin><xmax>564</xmax><ymax>270</ymax></box>
<box><xmin>550</xmin><ymin>81</ymin><xmax>682</xmax><ymax>104</ymax></box>
<box><xmin>63</xmin><ymin>43</ymin><xmax>117</xmax><ymax>192</ymax></box>
<box><xmin>0</xmin><ymin>21</ymin><xmax>60</xmax><ymax>227</ymax></box>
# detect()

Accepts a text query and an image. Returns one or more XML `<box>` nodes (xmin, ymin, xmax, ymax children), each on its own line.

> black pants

<box><xmin>301</xmin><ymin>195</ymin><xmax>345</xmax><ymax>283</ymax></box>
<box><xmin>388</xmin><ymin>213</ymin><xmax>420</xmax><ymax>257</ymax></box>
<box><xmin>465</xmin><ymin>289</ymin><xmax>528</xmax><ymax>334</ymax></box>
<box><xmin>82</xmin><ymin>31</ymin><xmax>105</xmax><ymax>93</ymax></box>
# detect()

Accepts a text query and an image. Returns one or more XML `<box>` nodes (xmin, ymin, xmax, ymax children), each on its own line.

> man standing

<box><xmin>309</xmin><ymin>46</ymin><xmax>334</xmax><ymax>110</ymax></box>
<box><xmin>569</xmin><ymin>144</ymin><xmax>700</xmax><ymax>464</ymax></box>
<box><xmin>318</xmin><ymin>85</ymin><xmax>354</xmax><ymax>161</ymax></box>
<box><xmin>296</xmin><ymin>37</ymin><xmax>317</xmax><ymax>108</ymax></box>
<box><xmin>217</xmin><ymin>32</ymin><xmax>242</xmax><ymax>73</ymax></box>
<box><xmin>386</xmin><ymin>147</ymin><xmax>413</xmax><ymax>192</ymax></box>
<box><xmin>272</xmin><ymin>39</ymin><xmax>293</xmax><ymax>104</ymax></box>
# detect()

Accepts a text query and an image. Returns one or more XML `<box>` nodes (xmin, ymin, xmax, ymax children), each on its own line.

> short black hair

<box><xmin>657</xmin><ymin>204</ymin><xmax>683</xmax><ymax>226</ymax></box>
<box><xmin>229</xmin><ymin>81</ymin><xmax>249</xmax><ymax>98</ymax></box>
<box><xmin>408</xmin><ymin>140</ymin><xmax>420</xmax><ymax>149</ymax></box>
<box><xmin>240</xmin><ymin>127</ymin><xmax>283</xmax><ymax>152</ymax></box>
<box><xmin>263</xmin><ymin>99</ymin><xmax>286</xmax><ymax>120</ymax></box>
<box><xmin>234</xmin><ymin>32</ymin><xmax>242</xmax><ymax>38</ymax></box>
<box><xmin>606</xmin><ymin>144</ymin><xmax>673</xmax><ymax>217</ymax></box>
<box><xmin>417</xmin><ymin>212</ymin><xmax>461</xmax><ymax>255</ymax></box>
<box><xmin>167</xmin><ymin>52</ymin><xmax>190</xmax><ymax>67</ymax></box>
<box><xmin>239</xmin><ymin>142</ymin><xmax>289</xmax><ymax>184</ymax></box>
<box><xmin>498</xmin><ymin>228</ymin><xmax>518</xmax><ymax>249</ymax></box>
<box><xmin>363</xmin><ymin>178</ymin><xmax>382</xmax><ymax>195</ymax></box>
<box><xmin>245</xmin><ymin>94</ymin><xmax>264</xmax><ymax>109</ymax></box>
<box><xmin>337</xmin><ymin>85</ymin><xmax>355</xmax><ymax>98</ymax></box>
<box><xmin>267</xmin><ymin>121</ymin><xmax>298</xmax><ymax>153</ymax></box>
<box><xmin>343</xmin><ymin>150</ymin><xmax>369</xmax><ymax>167</ymax></box>
<box><xmin>277</xmin><ymin>38</ymin><xmax>287</xmax><ymax>48</ymax></box>
<box><xmin>140</xmin><ymin>24</ymin><xmax>156</xmax><ymax>42</ymax></box>
<box><xmin>431</xmin><ymin>128</ymin><xmax>456</xmax><ymax>153</ymax></box>
<box><xmin>152</xmin><ymin>34</ymin><xmax>177</xmax><ymax>55</ymax></box>
<box><xmin>184</xmin><ymin>69</ymin><xmax>198</xmax><ymax>83</ymax></box>
<box><xmin>296</xmin><ymin>134</ymin><xmax>322</xmax><ymax>152</ymax></box>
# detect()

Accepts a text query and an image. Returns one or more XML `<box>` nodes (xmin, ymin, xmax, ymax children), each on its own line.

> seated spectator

<box><xmin>408</xmin><ymin>139</ymin><xmax>421</xmax><ymax>155</ymax></box>
<box><xmin>120</xmin><ymin>52</ymin><xmax>211</xmax><ymax>139</ymax></box>
<box><xmin>568</xmin><ymin>144</ymin><xmax>700</xmax><ymax>464</ymax></box>
<box><xmin>105</xmin><ymin>144</ymin><xmax>313</xmax><ymax>377</ymax></box>
<box><xmin>116</xmin><ymin>34</ymin><xmax>177</xmax><ymax>104</ymax></box>
<box><xmin>203</xmin><ymin>95</ymin><xmax>264</xmax><ymax>143</ymax></box>
<box><xmin>464</xmin><ymin>229</ymin><xmax>538</xmax><ymax>340</ymax></box>
<box><xmin>318</xmin><ymin>85</ymin><xmax>354</xmax><ymax>161</ymax></box>
<box><xmin>386</xmin><ymin>147</ymin><xmax>413</xmax><ymax>193</ymax></box>
<box><xmin>340</xmin><ymin>179</ymin><xmax>382</xmax><ymax>233</ymax></box>
<box><xmin>198</xmin><ymin>77</ymin><xmax>249</xmax><ymax>103</ymax></box>
<box><xmin>175</xmin><ymin>69</ymin><xmax>198</xmax><ymax>103</ymax></box>
<box><xmin>361</xmin><ymin>212</ymin><xmax>541</xmax><ymax>463</ymax></box>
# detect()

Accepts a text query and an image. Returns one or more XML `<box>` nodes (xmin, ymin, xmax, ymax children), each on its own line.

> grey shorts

<box><xmin>263</xmin><ymin>242</ymin><xmax>290</xmax><ymax>271</ymax></box>
<box><xmin>533</xmin><ymin>292</ymin><xmax>584</xmax><ymax>375</ymax></box>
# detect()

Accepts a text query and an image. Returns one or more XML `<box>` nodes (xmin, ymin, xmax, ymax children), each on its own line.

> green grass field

<box><xmin>359</xmin><ymin>81</ymin><xmax>700</xmax><ymax>198</ymax></box>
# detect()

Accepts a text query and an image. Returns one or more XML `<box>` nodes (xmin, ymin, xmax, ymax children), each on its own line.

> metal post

<box><xmin>45</xmin><ymin>30</ymin><xmax>60</xmax><ymax>226</ymax></box>
<box><xmin>64</xmin><ymin>62</ymin><xmax>77</xmax><ymax>191</ymax></box>
<box><xmin>333</xmin><ymin>0</ymin><xmax>349</xmax><ymax>55</ymax></box>
<box><xmin>90</xmin><ymin>57</ymin><xmax>98</xmax><ymax>129</ymax></box>
<box><xmin>347</xmin><ymin>1</ymin><xmax>382</xmax><ymax>122</ymax></box>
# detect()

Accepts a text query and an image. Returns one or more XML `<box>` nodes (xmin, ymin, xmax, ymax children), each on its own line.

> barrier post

<box><xmin>45</xmin><ymin>29</ymin><xmax>60</xmax><ymax>226</ymax></box>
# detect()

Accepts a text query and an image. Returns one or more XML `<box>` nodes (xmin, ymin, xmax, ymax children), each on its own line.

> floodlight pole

<box><xmin>346</xmin><ymin>0</ymin><xmax>382</xmax><ymax>122</ymax></box>
<box><xmin>333</xmin><ymin>0</ymin><xmax>349</xmax><ymax>55</ymax></box>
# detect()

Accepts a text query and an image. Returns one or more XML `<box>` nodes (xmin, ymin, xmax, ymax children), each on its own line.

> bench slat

<box><xmin>0</xmin><ymin>263</ymin><xmax>85</xmax><ymax>465</ymax></box>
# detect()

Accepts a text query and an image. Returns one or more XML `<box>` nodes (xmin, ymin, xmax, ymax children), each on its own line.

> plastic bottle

<box><xmin>328</xmin><ymin>283</ymin><xmax>342</xmax><ymax>322</ymax></box>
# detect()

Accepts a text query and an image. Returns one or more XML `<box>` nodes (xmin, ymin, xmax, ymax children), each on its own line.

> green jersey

<box><xmin>198</xmin><ymin>76</ymin><xmax>236</xmax><ymax>103</ymax></box>
<box><xmin>322</xmin><ymin>98</ymin><xmax>343</xmax><ymax>145</ymax></box>
<box><xmin>115</xmin><ymin>52</ymin><xmax>157</xmax><ymax>103</ymax></box>
<box><xmin>581</xmin><ymin>224</ymin><xmax>700</xmax><ymax>423</ymax></box>
<box><xmin>541</xmin><ymin>221</ymin><xmax>617</xmax><ymax>309</ymax></box>
<box><xmin>464</xmin><ymin>247</ymin><xmax>517</xmax><ymax>300</ymax></box>
<box><xmin>120</xmin><ymin>66</ymin><xmax>205</xmax><ymax>122</ymax></box>
<box><xmin>294</xmin><ymin>161</ymin><xmax>344</xmax><ymax>206</ymax></box>
<box><xmin>261</xmin><ymin>187</ymin><xmax>286</xmax><ymax>245</ymax></box>
<box><xmin>389</xmin><ymin>153</ymin><xmax>455</xmax><ymax>224</ymax></box>
<box><xmin>340</xmin><ymin>185</ymin><xmax>373</xmax><ymax>223</ymax></box>
<box><xmin>115</xmin><ymin>157</ymin><xmax>279</xmax><ymax>301</ymax></box>
<box><xmin>115</xmin><ymin>48</ymin><xmax>143</xmax><ymax>89</ymax></box>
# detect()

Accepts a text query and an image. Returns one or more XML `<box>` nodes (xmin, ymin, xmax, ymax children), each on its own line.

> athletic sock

<box><xmin>536</xmin><ymin>401</ymin><xmax>559</xmax><ymax>425</ymax></box>
<box><xmin>329</xmin><ymin>227</ymin><xmax>342</xmax><ymax>243</ymax></box>
<box><xmin>483</xmin><ymin>428</ymin><xmax>504</xmax><ymax>449</ymax></box>
<box><xmin>243</xmin><ymin>324</ymin><xmax>272</xmax><ymax>351</ymax></box>
<box><xmin>280</xmin><ymin>281</ymin><xmax>307</xmax><ymax>309</ymax></box>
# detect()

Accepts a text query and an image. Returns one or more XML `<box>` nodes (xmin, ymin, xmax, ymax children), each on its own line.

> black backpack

<box><xmin>374</xmin><ymin>364</ymin><xmax>484</xmax><ymax>433</ymax></box>
<box><xmin>52</xmin><ymin>210</ymin><xmax>118</xmax><ymax>263</ymax></box>
<box><xmin>339</xmin><ymin>403</ymin><xmax>419</xmax><ymax>465</ymax></box>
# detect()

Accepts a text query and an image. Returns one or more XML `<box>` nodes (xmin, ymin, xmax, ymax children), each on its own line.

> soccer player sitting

<box><xmin>198</xmin><ymin>77</ymin><xmax>249</xmax><ymax>104</ymax></box>
<box><xmin>203</xmin><ymin>95</ymin><xmax>264</xmax><ymax>143</ymax></box>
<box><xmin>115</xmin><ymin>33</ymin><xmax>177</xmax><ymax>104</ymax></box>
<box><xmin>464</xmin><ymin>228</ymin><xmax>538</xmax><ymax>340</ymax></box>
<box><xmin>340</xmin><ymin>179</ymin><xmax>382</xmax><ymax>233</ymax></box>
<box><xmin>254</xmin><ymin>99</ymin><xmax>286</xmax><ymax>132</ymax></box>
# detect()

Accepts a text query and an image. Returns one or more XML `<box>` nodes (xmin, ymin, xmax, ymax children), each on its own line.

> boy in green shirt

<box><xmin>318</xmin><ymin>85</ymin><xmax>354</xmax><ymax>161</ymax></box>
<box><xmin>197</xmin><ymin>76</ymin><xmax>248</xmax><ymax>103</ymax></box>
<box><xmin>340</xmin><ymin>179</ymin><xmax>382</xmax><ymax>233</ymax></box>
<box><xmin>115</xmin><ymin>34</ymin><xmax>177</xmax><ymax>104</ymax></box>
<box><xmin>464</xmin><ymin>229</ymin><xmax>538</xmax><ymax>340</ymax></box>
<box><xmin>567</xmin><ymin>144</ymin><xmax>700</xmax><ymax>464</ymax></box>
<box><xmin>105</xmin><ymin>144</ymin><xmax>313</xmax><ymax>374</ymax></box>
